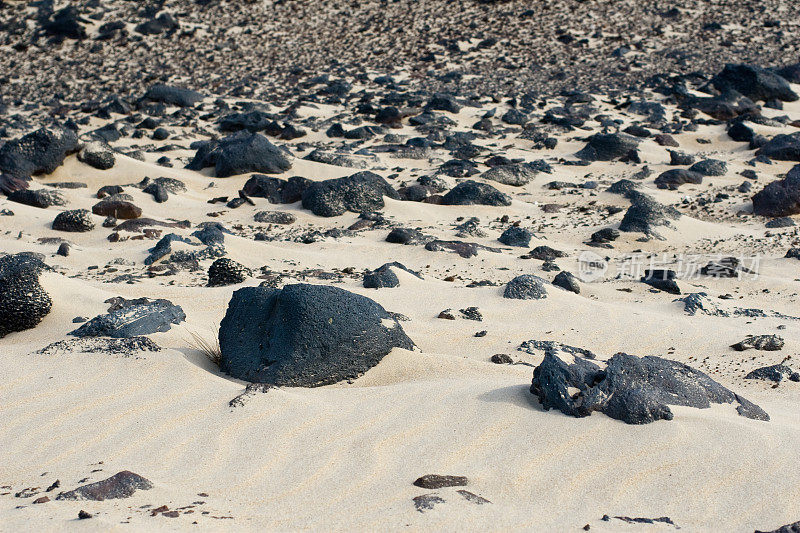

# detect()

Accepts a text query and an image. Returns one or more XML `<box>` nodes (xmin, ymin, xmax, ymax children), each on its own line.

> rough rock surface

<box><xmin>301</xmin><ymin>172</ymin><xmax>399</xmax><ymax>217</ymax></box>
<box><xmin>0</xmin><ymin>253</ymin><xmax>52</xmax><ymax>339</ymax></box>
<box><xmin>218</xmin><ymin>284</ymin><xmax>414</xmax><ymax>386</ymax></box>
<box><xmin>187</xmin><ymin>133</ymin><xmax>292</xmax><ymax>177</ymax></box>
<box><xmin>52</xmin><ymin>209</ymin><xmax>95</xmax><ymax>232</ymax></box>
<box><xmin>56</xmin><ymin>471</ymin><xmax>153</xmax><ymax>501</ymax></box>
<box><xmin>504</xmin><ymin>275</ymin><xmax>548</xmax><ymax>300</ymax></box>
<box><xmin>70</xmin><ymin>297</ymin><xmax>186</xmax><ymax>338</ymax></box>
<box><xmin>530</xmin><ymin>348</ymin><xmax>769</xmax><ymax>424</ymax></box>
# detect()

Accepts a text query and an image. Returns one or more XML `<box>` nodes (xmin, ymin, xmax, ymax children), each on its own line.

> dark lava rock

<box><xmin>0</xmin><ymin>253</ymin><xmax>52</xmax><ymax>339</ymax></box>
<box><xmin>42</xmin><ymin>6</ymin><xmax>88</xmax><ymax>39</ymax></box>
<box><xmin>480</xmin><ymin>163</ymin><xmax>538</xmax><ymax>186</ymax></box>
<box><xmin>301</xmin><ymin>171</ymin><xmax>398</xmax><ymax>217</ymax></box>
<box><xmin>668</xmin><ymin>150</ymin><xmax>695</xmax><ymax>166</ymax></box>
<box><xmin>576</xmin><ymin>133</ymin><xmax>639</xmax><ymax>161</ymax></box>
<box><xmin>755</xmin><ymin>520</ymin><xmax>800</xmax><ymax>533</ymax></box>
<box><xmin>491</xmin><ymin>353</ymin><xmax>514</xmax><ymax>364</ymax></box>
<box><xmin>208</xmin><ymin>258</ymin><xmax>252</xmax><ymax>287</ymax></box>
<box><xmin>785</xmin><ymin>248</ymin><xmax>800</xmax><ymax>260</ymax></box>
<box><xmin>745</xmin><ymin>364</ymin><xmax>800</xmax><ymax>383</ymax></box>
<box><xmin>70</xmin><ymin>297</ymin><xmax>186</xmax><ymax>338</ymax></box>
<box><xmin>242</xmin><ymin>175</ymin><xmax>310</xmax><ymax>204</ymax></box>
<box><xmin>553</xmin><ymin>271</ymin><xmax>580</xmax><ymax>294</ymax></box>
<box><xmin>92</xmin><ymin>199</ymin><xmax>142</xmax><ymax>219</ymax></box>
<box><xmin>641</xmin><ymin>269</ymin><xmax>681</xmax><ymax>294</ymax></box>
<box><xmin>77</xmin><ymin>510</ymin><xmax>92</xmax><ymax>519</ymax></box>
<box><xmin>78</xmin><ymin>141</ymin><xmax>115</xmax><ymax>170</ymax></box>
<box><xmin>607</xmin><ymin>179</ymin><xmax>637</xmax><ymax>195</ymax></box>
<box><xmin>56</xmin><ymin>471</ymin><xmax>153</xmax><ymax>501</ymax></box>
<box><xmin>143</xmin><ymin>84</ymin><xmax>204</xmax><ymax>107</ymax></box>
<box><xmin>682</xmin><ymin>92</ymin><xmax>759</xmax><ymax>121</ymax></box>
<box><xmin>7</xmin><ymin>188</ymin><xmax>66</xmax><ymax>209</ymax></box>
<box><xmin>303</xmin><ymin>149</ymin><xmax>372</xmax><ymax>169</ymax></box>
<box><xmin>424</xmin><ymin>240</ymin><xmax>500</xmax><ymax>258</ymax></box>
<box><xmin>689</xmin><ymin>159</ymin><xmax>727</xmax><ymax>176</ymax></box>
<box><xmin>441</xmin><ymin>180</ymin><xmax>511</xmax><ymax>206</ymax></box>
<box><xmin>363</xmin><ymin>262</ymin><xmax>421</xmax><ymax>289</ymax></box>
<box><xmin>413</xmin><ymin>475</ymin><xmax>468</xmax><ymax>489</ymax></box>
<box><xmin>530</xmin><ymin>347</ymin><xmax>769</xmax><ymax>424</ymax></box>
<box><xmin>619</xmin><ymin>191</ymin><xmax>680</xmax><ymax>235</ymax></box>
<box><xmin>143</xmin><ymin>182</ymin><xmax>168</xmax><ymax>203</ymax></box>
<box><xmin>591</xmin><ymin>227</ymin><xmax>620</xmax><ymax>244</ymax></box>
<box><xmin>752</xmin><ymin>164</ymin><xmax>800</xmax><ymax>216</ymax></box>
<box><xmin>413</xmin><ymin>494</ymin><xmax>445</xmax><ymax>513</ymax></box>
<box><xmin>498</xmin><ymin>226</ymin><xmax>532</xmax><ymax>247</ymax></box>
<box><xmin>654</xmin><ymin>169</ymin><xmax>703</xmax><ymax>190</ymax></box>
<box><xmin>254</xmin><ymin>211</ymin><xmax>296</xmax><ymax>224</ymax></box>
<box><xmin>728</xmin><ymin>121</ymin><xmax>755</xmax><ymax>142</ymax></box>
<box><xmin>218</xmin><ymin>284</ymin><xmax>414</xmax><ymax>386</ymax></box>
<box><xmin>731</xmin><ymin>334</ymin><xmax>784</xmax><ymax>352</ymax></box>
<box><xmin>711</xmin><ymin>64</ymin><xmax>798</xmax><ymax>102</ymax></box>
<box><xmin>0</xmin><ymin>127</ymin><xmax>78</xmax><ymax>180</ymax></box>
<box><xmin>528</xmin><ymin>245</ymin><xmax>567</xmax><ymax>261</ymax></box>
<box><xmin>52</xmin><ymin>209</ymin><xmax>95</xmax><ymax>232</ymax></box>
<box><xmin>504</xmin><ymin>275</ymin><xmax>548</xmax><ymax>300</ymax></box>
<box><xmin>765</xmin><ymin>217</ymin><xmax>795</xmax><ymax>228</ymax></box>
<box><xmin>386</xmin><ymin>227</ymin><xmax>429</xmax><ymax>245</ymax></box>
<box><xmin>757</xmin><ymin>133</ymin><xmax>800</xmax><ymax>162</ymax></box>
<box><xmin>187</xmin><ymin>133</ymin><xmax>292</xmax><ymax>177</ymax></box>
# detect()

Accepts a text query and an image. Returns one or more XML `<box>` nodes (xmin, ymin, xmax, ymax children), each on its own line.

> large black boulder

<box><xmin>363</xmin><ymin>262</ymin><xmax>421</xmax><ymax>289</ymax></box>
<box><xmin>711</xmin><ymin>64</ymin><xmax>798</xmax><ymax>102</ymax></box>
<box><xmin>142</xmin><ymin>84</ymin><xmax>204</xmax><ymax>107</ymax></box>
<box><xmin>619</xmin><ymin>191</ymin><xmax>681</xmax><ymax>235</ymax></box>
<box><xmin>480</xmin><ymin>163</ymin><xmax>538</xmax><ymax>187</ymax></box>
<box><xmin>0</xmin><ymin>253</ymin><xmax>52</xmax><ymax>339</ymax></box>
<box><xmin>218</xmin><ymin>284</ymin><xmax>414</xmax><ymax>386</ymax></box>
<box><xmin>530</xmin><ymin>347</ymin><xmax>769</xmax><ymax>424</ymax></box>
<box><xmin>7</xmin><ymin>188</ymin><xmax>66</xmax><ymax>209</ymax></box>
<box><xmin>53</xmin><ymin>209</ymin><xmax>95</xmax><ymax>232</ymax></box>
<box><xmin>576</xmin><ymin>133</ymin><xmax>639</xmax><ymax>161</ymax></box>
<box><xmin>242</xmin><ymin>175</ymin><xmax>311</xmax><ymax>204</ymax></box>
<box><xmin>504</xmin><ymin>275</ymin><xmax>548</xmax><ymax>300</ymax></box>
<box><xmin>42</xmin><ymin>6</ymin><xmax>88</xmax><ymax>40</ymax></box>
<box><xmin>654</xmin><ymin>169</ymin><xmax>704</xmax><ymax>190</ymax></box>
<box><xmin>0</xmin><ymin>127</ymin><xmax>78</xmax><ymax>180</ymax></box>
<box><xmin>752</xmin><ymin>164</ymin><xmax>800</xmax><ymax>217</ymax></box>
<box><xmin>441</xmin><ymin>180</ymin><xmax>511</xmax><ymax>206</ymax></box>
<box><xmin>301</xmin><ymin>171</ymin><xmax>399</xmax><ymax>217</ymax></box>
<box><xmin>757</xmin><ymin>133</ymin><xmax>800</xmax><ymax>162</ymax></box>
<box><xmin>186</xmin><ymin>133</ymin><xmax>292</xmax><ymax>177</ymax></box>
<box><xmin>70</xmin><ymin>297</ymin><xmax>186</xmax><ymax>338</ymax></box>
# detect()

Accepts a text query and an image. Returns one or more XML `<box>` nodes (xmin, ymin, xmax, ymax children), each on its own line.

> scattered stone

<box><xmin>498</xmin><ymin>226</ymin><xmax>532</xmax><ymax>247</ymax></box>
<box><xmin>504</xmin><ymin>275</ymin><xmax>548</xmax><ymax>300</ymax></box>
<box><xmin>441</xmin><ymin>180</ymin><xmax>511</xmax><ymax>206</ymax></box>
<box><xmin>413</xmin><ymin>475</ymin><xmax>468</xmax><ymax>489</ymax></box>
<box><xmin>576</xmin><ymin>133</ymin><xmax>639</xmax><ymax>161</ymax></box>
<box><xmin>752</xmin><ymin>164</ymin><xmax>800</xmax><ymax>216</ymax></box>
<box><xmin>69</xmin><ymin>297</ymin><xmax>185</xmax><ymax>338</ymax></box>
<box><xmin>731</xmin><ymin>335</ymin><xmax>784</xmax><ymax>352</ymax></box>
<box><xmin>553</xmin><ymin>271</ymin><xmax>580</xmax><ymax>294</ymax></box>
<box><xmin>0</xmin><ymin>253</ymin><xmax>52</xmax><ymax>339</ymax></box>
<box><xmin>413</xmin><ymin>494</ymin><xmax>445</xmax><ymax>513</ymax></box>
<box><xmin>530</xmin><ymin>347</ymin><xmax>769</xmax><ymax>424</ymax></box>
<box><xmin>208</xmin><ymin>258</ymin><xmax>252</xmax><ymax>287</ymax></box>
<box><xmin>78</xmin><ymin>141</ymin><xmax>115</xmax><ymax>170</ymax></box>
<box><xmin>745</xmin><ymin>364</ymin><xmax>800</xmax><ymax>383</ymax></box>
<box><xmin>92</xmin><ymin>198</ymin><xmax>142</xmax><ymax>219</ymax></box>
<box><xmin>52</xmin><ymin>209</ymin><xmax>95</xmax><ymax>232</ymax></box>
<box><xmin>218</xmin><ymin>284</ymin><xmax>414</xmax><ymax>386</ymax></box>
<box><xmin>187</xmin><ymin>133</ymin><xmax>292</xmax><ymax>177</ymax></box>
<box><xmin>56</xmin><ymin>471</ymin><xmax>153</xmax><ymax>501</ymax></box>
<box><xmin>301</xmin><ymin>171</ymin><xmax>399</xmax><ymax>216</ymax></box>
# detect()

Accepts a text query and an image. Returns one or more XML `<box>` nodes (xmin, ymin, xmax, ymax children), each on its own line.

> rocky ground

<box><xmin>1</xmin><ymin>1</ymin><xmax>800</xmax><ymax>532</ymax></box>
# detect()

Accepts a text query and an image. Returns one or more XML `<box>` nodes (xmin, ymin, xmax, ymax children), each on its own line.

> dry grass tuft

<box><xmin>185</xmin><ymin>327</ymin><xmax>221</xmax><ymax>367</ymax></box>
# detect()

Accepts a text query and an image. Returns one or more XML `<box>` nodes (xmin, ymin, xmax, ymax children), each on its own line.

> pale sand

<box><xmin>1</xmin><ymin>88</ymin><xmax>799</xmax><ymax>531</ymax></box>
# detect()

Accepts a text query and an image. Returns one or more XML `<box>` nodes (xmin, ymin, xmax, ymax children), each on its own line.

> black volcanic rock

<box><xmin>654</xmin><ymin>169</ymin><xmax>704</xmax><ymax>190</ymax></box>
<box><xmin>757</xmin><ymin>133</ymin><xmax>800</xmax><ymax>162</ymax></box>
<box><xmin>504</xmin><ymin>275</ymin><xmax>548</xmax><ymax>300</ymax></box>
<box><xmin>143</xmin><ymin>84</ymin><xmax>204</xmax><ymax>107</ymax></box>
<box><xmin>242</xmin><ymin>175</ymin><xmax>311</xmax><ymax>204</ymax></box>
<box><xmin>218</xmin><ymin>284</ymin><xmax>414</xmax><ymax>386</ymax></box>
<box><xmin>619</xmin><ymin>191</ymin><xmax>680</xmax><ymax>235</ymax></box>
<box><xmin>52</xmin><ymin>209</ymin><xmax>95</xmax><ymax>232</ymax></box>
<box><xmin>752</xmin><ymin>165</ymin><xmax>800</xmax><ymax>217</ymax></box>
<box><xmin>56</xmin><ymin>471</ymin><xmax>153</xmax><ymax>501</ymax></box>
<box><xmin>530</xmin><ymin>347</ymin><xmax>769</xmax><ymax>424</ymax></box>
<box><xmin>70</xmin><ymin>297</ymin><xmax>186</xmax><ymax>338</ymax></box>
<box><xmin>0</xmin><ymin>253</ymin><xmax>52</xmax><ymax>339</ymax></box>
<box><xmin>576</xmin><ymin>133</ymin><xmax>639</xmax><ymax>161</ymax></box>
<box><xmin>0</xmin><ymin>127</ymin><xmax>78</xmax><ymax>180</ymax></box>
<box><xmin>301</xmin><ymin>171</ymin><xmax>398</xmax><ymax>217</ymax></box>
<box><xmin>7</xmin><ymin>188</ymin><xmax>66</xmax><ymax>209</ymax></box>
<box><xmin>363</xmin><ymin>262</ymin><xmax>421</xmax><ymax>289</ymax></box>
<box><xmin>187</xmin><ymin>133</ymin><xmax>292</xmax><ymax>177</ymax></box>
<box><xmin>441</xmin><ymin>180</ymin><xmax>511</xmax><ymax>206</ymax></box>
<box><xmin>208</xmin><ymin>258</ymin><xmax>252</xmax><ymax>287</ymax></box>
<box><xmin>711</xmin><ymin>64</ymin><xmax>798</xmax><ymax>102</ymax></box>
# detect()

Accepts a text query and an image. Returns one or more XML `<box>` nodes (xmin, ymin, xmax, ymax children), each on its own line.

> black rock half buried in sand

<box><xmin>218</xmin><ymin>283</ymin><xmax>414</xmax><ymax>386</ymax></box>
